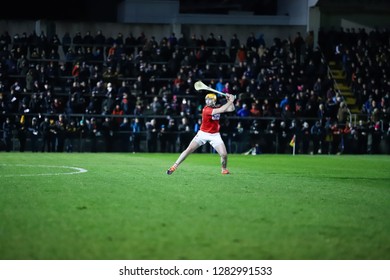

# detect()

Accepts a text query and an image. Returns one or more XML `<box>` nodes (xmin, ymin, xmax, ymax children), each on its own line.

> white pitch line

<box><xmin>0</xmin><ymin>164</ymin><xmax>88</xmax><ymax>177</ymax></box>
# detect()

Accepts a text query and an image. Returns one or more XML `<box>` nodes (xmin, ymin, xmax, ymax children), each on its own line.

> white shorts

<box><xmin>193</xmin><ymin>130</ymin><xmax>224</xmax><ymax>149</ymax></box>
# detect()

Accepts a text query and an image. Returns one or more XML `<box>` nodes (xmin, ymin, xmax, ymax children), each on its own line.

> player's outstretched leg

<box><xmin>166</xmin><ymin>164</ymin><xmax>178</xmax><ymax>175</ymax></box>
<box><xmin>166</xmin><ymin>140</ymin><xmax>201</xmax><ymax>175</ymax></box>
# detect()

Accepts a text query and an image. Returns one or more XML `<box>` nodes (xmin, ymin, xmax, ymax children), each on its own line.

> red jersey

<box><xmin>200</xmin><ymin>106</ymin><xmax>221</xmax><ymax>133</ymax></box>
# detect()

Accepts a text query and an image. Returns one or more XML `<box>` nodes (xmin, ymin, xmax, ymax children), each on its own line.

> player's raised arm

<box><xmin>212</xmin><ymin>94</ymin><xmax>236</xmax><ymax>115</ymax></box>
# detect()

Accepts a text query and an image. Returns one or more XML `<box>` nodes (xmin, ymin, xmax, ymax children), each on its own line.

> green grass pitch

<box><xmin>0</xmin><ymin>153</ymin><xmax>389</xmax><ymax>260</ymax></box>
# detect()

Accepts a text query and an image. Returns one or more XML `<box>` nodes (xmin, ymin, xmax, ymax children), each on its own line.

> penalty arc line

<box><xmin>0</xmin><ymin>164</ymin><xmax>88</xmax><ymax>177</ymax></box>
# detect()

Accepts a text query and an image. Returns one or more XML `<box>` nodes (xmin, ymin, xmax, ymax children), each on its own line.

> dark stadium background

<box><xmin>1</xmin><ymin>0</ymin><xmax>277</xmax><ymax>21</ymax></box>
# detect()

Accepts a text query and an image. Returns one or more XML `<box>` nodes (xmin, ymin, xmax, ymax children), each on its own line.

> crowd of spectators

<box><xmin>0</xmin><ymin>27</ymin><xmax>389</xmax><ymax>154</ymax></box>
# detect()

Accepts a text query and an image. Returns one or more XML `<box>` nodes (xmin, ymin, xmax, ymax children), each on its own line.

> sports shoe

<box><xmin>166</xmin><ymin>165</ymin><xmax>177</xmax><ymax>175</ymax></box>
<box><xmin>221</xmin><ymin>169</ymin><xmax>230</xmax><ymax>175</ymax></box>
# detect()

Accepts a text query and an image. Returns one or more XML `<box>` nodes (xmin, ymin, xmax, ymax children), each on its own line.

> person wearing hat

<box><xmin>167</xmin><ymin>92</ymin><xmax>236</xmax><ymax>175</ymax></box>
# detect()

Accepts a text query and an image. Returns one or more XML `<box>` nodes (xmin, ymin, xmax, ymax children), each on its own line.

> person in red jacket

<box><xmin>166</xmin><ymin>92</ymin><xmax>235</xmax><ymax>175</ymax></box>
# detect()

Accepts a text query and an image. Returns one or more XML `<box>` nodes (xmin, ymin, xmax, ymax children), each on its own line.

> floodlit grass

<box><xmin>0</xmin><ymin>152</ymin><xmax>389</xmax><ymax>260</ymax></box>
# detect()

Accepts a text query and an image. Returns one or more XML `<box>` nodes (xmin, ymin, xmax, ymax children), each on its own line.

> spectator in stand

<box><xmin>216</xmin><ymin>78</ymin><xmax>224</xmax><ymax>93</ymax></box>
<box><xmin>280</xmin><ymin>95</ymin><xmax>290</xmax><ymax>113</ymax></box>
<box><xmin>281</xmin><ymin>104</ymin><xmax>293</xmax><ymax>120</ymax></box>
<box><xmin>72</xmin><ymin>32</ymin><xmax>83</xmax><ymax>54</ymax></box>
<box><xmin>16</xmin><ymin>53</ymin><xmax>29</xmax><ymax>75</ymax></box>
<box><xmin>112</xmin><ymin>104</ymin><xmax>124</xmax><ymax>130</ymax></box>
<box><xmin>178</xmin><ymin>116</ymin><xmax>193</xmax><ymax>152</ymax></box>
<box><xmin>55</xmin><ymin>114</ymin><xmax>67</xmax><ymax>152</ymax></box>
<box><xmin>221</xmin><ymin>118</ymin><xmax>234</xmax><ymax>152</ymax></box>
<box><xmin>310</xmin><ymin>121</ymin><xmax>323</xmax><ymax>154</ymax></box>
<box><xmin>313</xmin><ymin>77</ymin><xmax>323</xmax><ymax>97</ymax></box>
<box><xmin>120</xmin><ymin>92</ymin><xmax>132</xmax><ymax>115</ymax></box>
<box><xmin>25</xmin><ymin>68</ymin><xmax>35</xmax><ymax>92</ymax></box>
<box><xmin>82</xmin><ymin>31</ymin><xmax>94</xmax><ymax>53</ymax></box>
<box><xmin>216</xmin><ymin>34</ymin><xmax>227</xmax><ymax>49</ymax></box>
<box><xmin>250</xmin><ymin>102</ymin><xmax>261</xmax><ymax>117</ymax></box>
<box><xmin>86</xmin><ymin>92</ymin><xmax>101</xmax><ymax>114</ymax></box>
<box><xmin>28</xmin><ymin>117</ymin><xmax>40</xmax><ymax>152</ymax></box>
<box><xmin>248</xmin><ymin>119</ymin><xmax>261</xmax><ymax>155</ymax></box>
<box><xmin>118</xmin><ymin>117</ymin><xmax>131</xmax><ymax>152</ymax></box>
<box><xmin>164</xmin><ymin>118</ymin><xmax>177</xmax><ymax>153</ymax></box>
<box><xmin>62</xmin><ymin>32</ymin><xmax>71</xmax><ymax>55</ymax></box>
<box><xmin>105</xmin><ymin>82</ymin><xmax>117</xmax><ymax>99</ymax></box>
<box><xmin>64</xmin><ymin>48</ymin><xmax>76</xmax><ymax>73</ymax></box>
<box><xmin>133</xmin><ymin>101</ymin><xmax>143</xmax><ymax>116</ymax></box>
<box><xmin>167</xmin><ymin>52</ymin><xmax>181</xmax><ymax>76</ymax></box>
<box><xmin>262</xmin><ymin>99</ymin><xmax>273</xmax><ymax>117</ymax></box>
<box><xmin>342</xmin><ymin>122</ymin><xmax>354</xmax><ymax>154</ymax></box>
<box><xmin>107</xmin><ymin>42</ymin><xmax>118</xmax><ymax>67</ymax></box>
<box><xmin>229</xmin><ymin>33</ymin><xmax>240</xmax><ymax>62</ymax></box>
<box><xmin>356</xmin><ymin>120</ymin><xmax>368</xmax><ymax>154</ymax></box>
<box><xmin>2</xmin><ymin>117</ymin><xmax>13</xmax><ymax>152</ymax></box>
<box><xmin>145</xmin><ymin>118</ymin><xmax>158</xmax><ymax>153</ymax></box>
<box><xmin>91</xmin><ymin>80</ymin><xmax>106</xmax><ymax>97</ymax></box>
<box><xmin>305</xmin><ymin>30</ymin><xmax>314</xmax><ymax>54</ymax></box>
<box><xmin>246</xmin><ymin>32</ymin><xmax>258</xmax><ymax>50</ymax></box>
<box><xmin>265</xmin><ymin>120</ymin><xmax>277</xmax><ymax>153</ymax></box>
<box><xmin>77</xmin><ymin>119</ymin><xmax>88</xmax><ymax>152</ymax></box>
<box><xmin>330</xmin><ymin>121</ymin><xmax>343</xmax><ymax>154</ymax></box>
<box><xmin>65</xmin><ymin>120</ymin><xmax>77</xmax><ymax>153</ymax></box>
<box><xmin>222</xmin><ymin>81</ymin><xmax>233</xmax><ymax>96</ymax></box>
<box><xmin>316</xmin><ymin>103</ymin><xmax>327</xmax><ymax>124</ymax></box>
<box><xmin>39</xmin><ymin>116</ymin><xmax>51</xmax><ymax>152</ymax></box>
<box><xmin>150</xmin><ymin>96</ymin><xmax>163</xmax><ymax>115</ymax></box>
<box><xmin>370</xmin><ymin>107</ymin><xmax>381</xmax><ymax>124</ymax></box>
<box><xmin>177</xmin><ymin>33</ymin><xmax>187</xmax><ymax>48</ymax></box>
<box><xmin>101</xmin><ymin>116</ymin><xmax>114</xmax><ymax>152</ymax></box>
<box><xmin>102</xmin><ymin>66</ymin><xmax>118</xmax><ymax>84</ymax></box>
<box><xmin>94</xmin><ymin>29</ymin><xmax>106</xmax><ymax>54</ymax></box>
<box><xmin>337</xmin><ymin>101</ymin><xmax>349</xmax><ymax>124</ymax></box>
<box><xmin>88</xmin><ymin>117</ymin><xmax>99</xmax><ymax>153</ymax></box>
<box><xmin>322</xmin><ymin>118</ymin><xmax>332</xmax><ymax>154</ymax></box>
<box><xmin>16</xmin><ymin>116</ymin><xmax>27</xmax><ymax>152</ymax></box>
<box><xmin>237</xmin><ymin>103</ymin><xmax>250</xmax><ymax>117</ymax></box>
<box><xmin>300</xmin><ymin>121</ymin><xmax>311</xmax><ymax>154</ymax></box>
<box><xmin>236</xmin><ymin>44</ymin><xmax>246</xmax><ymax>63</ymax></box>
<box><xmin>230</xmin><ymin>121</ymin><xmax>243</xmax><ymax>153</ymax></box>
<box><xmin>71</xmin><ymin>61</ymin><xmax>81</xmax><ymax>80</ymax></box>
<box><xmin>370</xmin><ymin>121</ymin><xmax>383</xmax><ymax>154</ymax></box>
<box><xmin>158</xmin><ymin>124</ymin><xmax>169</xmax><ymax>153</ymax></box>
<box><xmin>131</xmin><ymin>117</ymin><xmax>141</xmax><ymax>152</ymax></box>
<box><xmin>277</xmin><ymin>120</ymin><xmax>289</xmax><ymax>154</ymax></box>
<box><xmin>92</xmin><ymin>48</ymin><xmax>105</xmax><ymax>64</ymax></box>
<box><xmin>293</xmin><ymin>32</ymin><xmax>305</xmax><ymax>65</ymax></box>
<box><xmin>273</xmin><ymin>102</ymin><xmax>282</xmax><ymax>118</ymax></box>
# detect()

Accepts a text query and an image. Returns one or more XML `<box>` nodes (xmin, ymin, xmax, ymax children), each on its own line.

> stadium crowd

<box><xmin>0</xmin><ymin>27</ymin><xmax>389</xmax><ymax>154</ymax></box>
